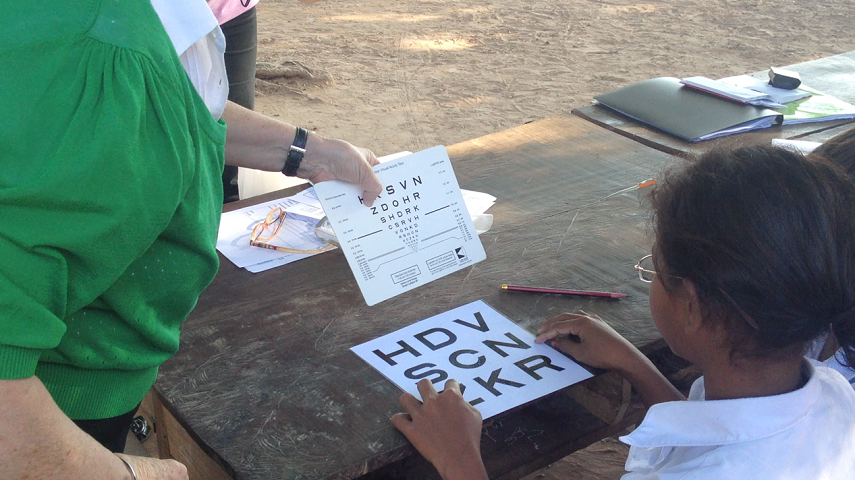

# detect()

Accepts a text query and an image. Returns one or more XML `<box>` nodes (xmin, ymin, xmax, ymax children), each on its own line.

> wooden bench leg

<box><xmin>146</xmin><ymin>388</ymin><xmax>235</xmax><ymax>480</ymax></box>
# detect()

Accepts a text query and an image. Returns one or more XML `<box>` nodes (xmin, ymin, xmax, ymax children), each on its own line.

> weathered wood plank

<box><xmin>155</xmin><ymin>115</ymin><xmax>678</xmax><ymax>480</ymax></box>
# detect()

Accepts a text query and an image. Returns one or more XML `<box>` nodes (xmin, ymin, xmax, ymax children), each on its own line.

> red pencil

<box><xmin>500</xmin><ymin>284</ymin><xmax>627</xmax><ymax>299</ymax></box>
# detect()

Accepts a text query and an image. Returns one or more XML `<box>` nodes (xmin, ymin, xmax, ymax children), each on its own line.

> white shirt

<box><xmin>149</xmin><ymin>0</ymin><xmax>229</xmax><ymax>119</ymax></box>
<box><xmin>806</xmin><ymin>332</ymin><xmax>855</xmax><ymax>389</ymax></box>
<box><xmin>620</xmin><ymin>361</ymin><xmax>855</xmax><ymax>479</ymax></box>
<box><xmin>824</xmin><ymin>351</ymin><xmax>855</xmax><ymax>388</ymax></box>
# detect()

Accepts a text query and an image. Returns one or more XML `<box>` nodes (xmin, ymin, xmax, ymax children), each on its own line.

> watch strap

<box><xmin>282</xmin><ymin>127</ymin><xmax>309</xmax><ymax>176</ymax></box>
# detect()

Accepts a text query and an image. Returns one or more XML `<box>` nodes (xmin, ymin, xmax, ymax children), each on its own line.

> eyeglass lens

<box><xmin>638</xmin><ymin>255</ymin><xmax>656</xmax><ymax>282</ymax></box>
<box><xmin>255</xmin><ymin>209</ymin><xmax>286</xmax><ymax>242</ymax></box>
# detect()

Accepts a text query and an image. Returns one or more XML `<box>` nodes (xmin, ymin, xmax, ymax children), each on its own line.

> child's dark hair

<box><xmin>650</xmin><ymin>146</ymin><xmax>855</xmax><ymax>367</ymax></box>
<box><xmin>811</xmin><ymin>126</ymin><xmax>855</xmax><ymax>178</ymax></box>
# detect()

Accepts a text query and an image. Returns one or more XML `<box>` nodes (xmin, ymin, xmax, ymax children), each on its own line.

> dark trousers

<box><xmin>73</xmin><ymin>406</ymin><xmax>139</xmax><ymax>453</ymax></box>
<box><xmin>221</xmin><ymin>7</ymin><xmax>258</xmax><ymax>203</ymax></box>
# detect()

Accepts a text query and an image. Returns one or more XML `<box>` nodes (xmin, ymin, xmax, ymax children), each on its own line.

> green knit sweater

<box><xmin>0</xmin><ymin>0</ymin><xmax>225</xmax><ymax>419</ymax></box>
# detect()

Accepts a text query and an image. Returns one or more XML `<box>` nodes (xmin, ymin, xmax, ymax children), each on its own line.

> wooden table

<box><xmin>572</xmin><ymin>51</ymin><xmax>855</xmax><ymax>156</ymax></box>
<box><xmin>153</xmin><ymin>115</ymin><xmax>687</xmax><ymax>480</ymax></box>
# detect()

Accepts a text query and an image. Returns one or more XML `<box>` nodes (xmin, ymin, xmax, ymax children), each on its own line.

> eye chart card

<box><xmin>313</xmin><ymin>146</ymin><xmax>487</xmax><ymax>306</ymax></box>
<box><xmin>351</xmin><ymin>300</ymin><xmax>594</xmax><ymax>419</ymax></box>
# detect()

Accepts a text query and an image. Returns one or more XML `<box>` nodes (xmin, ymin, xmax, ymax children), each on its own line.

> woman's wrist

<box><xmin>293</xmin><ymin>131</ymin><xmax>329</xmax><ymax>179</ymax></box>
<box><xmin>281</xmin><ymin>127</ymin><xmax>310</xmax><ymax>176</ymax></box>
<box><xmin>115</xmin><ymin>454</ymin><xmax>138</xmax><ymax>480</ymax></box>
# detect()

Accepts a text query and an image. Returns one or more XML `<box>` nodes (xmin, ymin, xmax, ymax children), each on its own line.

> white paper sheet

<box><xmin>461</xmin><ymin>189</ymin><xmax>497</xmax><ymax>216</ymax></box>
<box><xmin>351</xmin><ymin>300</ymin><xmax>594</xmax><ymax>419</ymax></box>
<box><xmin>771</xmin><ymin>138</ymin><xmax>821</xmax><ymax>155</ymax></box>
<box><xmin>216</xmin><ymin>193</ymin><xmax>332</xmax><ymax>270</ymax></box>
<box><xmin>313</xmin><ymin>145</ymin><xmax>487</xmax><ymax>305</ymax></box>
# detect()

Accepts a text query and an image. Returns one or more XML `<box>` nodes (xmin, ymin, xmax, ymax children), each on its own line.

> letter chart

<box><xmin>314</xmin><ymin>146</ymin><xmax>487</xmax><ymax>305</ymax></box>
<box><xmin>351</xmin><ymin>300</ymin><xmax>594</xmax><ymax>419</ymax></box>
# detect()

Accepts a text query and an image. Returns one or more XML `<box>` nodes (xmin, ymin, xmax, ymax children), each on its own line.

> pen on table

<box><xmin>601</xmin><ymin>178</ymin><xmax>657</xmax><ymax>200</ymax></box>
<box><xmin>500</xmin><ymin>284</ymin><xmax>628</xmax><ymax>299</ymax></box>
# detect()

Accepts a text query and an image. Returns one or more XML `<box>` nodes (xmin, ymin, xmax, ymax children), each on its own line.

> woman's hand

<box><xmin>221</xmin><ymin>102</ymin><xmax>383</xmax><ymax>206</ymax></box>
<box><xmin>299</xmin><ymin>135</ymin><xmax>383</xmax><ymax>207</ymax></box>
<box><xmin>116</xmin><ymin>454</ymin><xmax>189</xmax><ymax>480</ymax></box>
<box><xmin>390</xmin><ymin>379</ymin><xmax>488</xmax><ymax>480</ymax></box>
<box><xmin>535</xmin><ymin>310</ymin><xmax>639</xmax><ymax>372</ymax></box>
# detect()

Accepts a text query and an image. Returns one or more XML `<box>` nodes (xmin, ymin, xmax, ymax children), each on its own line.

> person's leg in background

<box><xmin>220</xmin><ymin>7</ymin><xmax>258</xmax><ymax>203</ymax></box>
<box><xmin>74</xmin><ymin>407</ymin><xmax>140</xmax><ymax>453</ymax></box>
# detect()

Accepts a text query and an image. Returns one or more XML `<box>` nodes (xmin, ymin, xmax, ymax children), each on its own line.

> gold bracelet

<box><xmin>116</xmin><ymin>454</ymin><xmax>138</xmax><ymax>480</ymax></box>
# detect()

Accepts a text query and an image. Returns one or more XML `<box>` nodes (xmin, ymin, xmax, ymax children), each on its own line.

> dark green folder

<box><xmin>594</xmin><ymin>77</ymin><xmax>783</xmax><ymax>142</ymax></box>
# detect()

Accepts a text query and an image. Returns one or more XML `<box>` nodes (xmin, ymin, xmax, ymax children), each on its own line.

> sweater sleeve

<box><xmin>0</xmin><ymin>1</ymin><xmax>219</xmax><ymax>379</ymax></box>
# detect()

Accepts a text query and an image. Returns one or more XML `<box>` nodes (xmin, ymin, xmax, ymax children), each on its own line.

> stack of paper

<box><xmin>216</xmin><ymin>189</ymin><xmax>333</xmax><ymax>273</ymax></box>
<box><xmin>720</xmin><ymin>76</ymin><xmax>855</xmax><ymax>125</ymax></box>
<box><xmin>216</xmin><ymin>183</ymin><xmax>495</xmax><ymax>274</ymax></box>
<box><xmin>681</xmin><ymin>76</ymin><xmax>790</xmax><ymax>109</ymax></box>
<box><xmin>716</xmin><ymin>75</ymin><xmax>812</xmax><ymax>105</ymax></box>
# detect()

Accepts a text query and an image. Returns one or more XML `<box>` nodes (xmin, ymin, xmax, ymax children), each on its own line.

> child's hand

<box><xmin>390</xmin><ymin>379</ymin><xmax>488</xmax><ymax>480</ymax></box>
<box><xmin>535</xmin><ymin>310</ymin><xmax>639</xmax><ymax>372</ymax></box>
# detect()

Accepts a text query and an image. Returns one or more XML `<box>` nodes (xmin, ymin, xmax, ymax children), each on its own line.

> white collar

<box><xmin>149</xmin><ymin>0</ymin><xmax>219</xmax><ymax>57</ymax></box>
<box><xmin>622</xmin><ymin>361</ymin><xmax>821</xmax><ymax>448</ymax></box>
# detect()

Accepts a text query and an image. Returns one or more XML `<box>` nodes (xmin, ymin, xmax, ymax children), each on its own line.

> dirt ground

<box><xmin>255</xmin><ymin>0</ymin><xmax>855</xmax><ymax>158</ymax></box>
<box><xmin>250</xmin><ymin>1</ymin><xmax>855</xmax><ymax>478</ymax></box>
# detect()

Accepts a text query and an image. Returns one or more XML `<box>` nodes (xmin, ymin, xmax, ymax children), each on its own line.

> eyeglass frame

<box><xmin>633</xmin><ymin>254</ymin><xmax>760</xmax><ymax>330</ymax></box>
<box><xmin>249</xmin><ymin>206</ymin><xmax>337</xmax><ymax>255</ymax></box>
<box><xmin>634</xmin><ymin>254</ymin><xmax>663</xmax><ymax>283</ymax></box>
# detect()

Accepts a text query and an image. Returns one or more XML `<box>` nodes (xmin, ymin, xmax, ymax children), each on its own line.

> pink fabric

<box><xmin>208</xmin><ymin>0</ymin><xmax>260</xmax><ymax>25</ymax></box>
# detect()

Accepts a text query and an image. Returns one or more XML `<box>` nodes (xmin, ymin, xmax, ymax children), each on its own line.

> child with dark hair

<box><xmin>813</xmin><ymin>126</ymin><xmax>855</xmax><ymax>177</ymax></box>
<box><xmin>805</xmin><ymin>126</ymin><xmax>855</xmax><ymax>387</ymax></box>
<box><xmin>391</xmin><ymin>145</ymin><xmax>855</xmax><ymax>480</ymax></box>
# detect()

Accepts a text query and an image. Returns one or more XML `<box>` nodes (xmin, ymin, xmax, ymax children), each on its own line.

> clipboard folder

<box><xmin>594</xmin><ymin>77</ymin><xmax>783</xmax><ymax>142</ymax></box>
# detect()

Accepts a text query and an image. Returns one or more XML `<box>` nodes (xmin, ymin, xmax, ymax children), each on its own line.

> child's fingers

<box><xmin>535</xmin><ymin>326</ymin><xmax>573</xmax><ymax>343</ymax></box>
<box><xmin>536</xmin><ymin>314</ymin><xmax>574</xmax><ymax>337</ymax></box>
<box><xmin>399</xmin><ymin>391</ymin><xmax>422</xmax><ymax>413</ymax></box>
<box><xmin>390</xmin><ymin>412</ymin><xmax>413</xmax><ymax>432</ymax></box>
<box><xmin>440</xmin><ymin>379</ymin><xmax>461</xmax><ymax>395</ymax></box>
<box><xmin>536</xmin><ymin>310</ymin><xmax>592</xmax><ymax>334</ymax></box>
<box><xmin>416</xmin><ymin>378</ymin><xmax>439</xmax><ymax>401</ymax></box>
<box><xmin>550</xmin><ymin>336</ymin><xmax>583</xmax><ymax>356</ymax></box>
<box><xmin>535</xmin><ymin>317</ymin><xmax>585</xmax><ymax>343</ymax></box>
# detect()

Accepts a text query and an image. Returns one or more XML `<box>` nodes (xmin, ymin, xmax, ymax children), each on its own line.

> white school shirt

<box><xmin>806</xmin><ymin>332</ymin><xmax>855</xmax><ymax>389</ymax></box>
<box><xmin>150</xmin><ymin>0</ymin><xmax>229</xmax><ymax>119</ymax></box>
<box><xmin>620</xmin><ymin>361</ymin><xmax>855</xmax><ymax>480</ymax></box>
<box><xmin>823</xmin><ymin>350</ymin><xmax>855</xmax><ymax>388</ymax></box>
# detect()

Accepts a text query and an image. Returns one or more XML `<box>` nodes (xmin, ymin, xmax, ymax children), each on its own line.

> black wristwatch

<box><xmin>282</xmin><ymin>127</ymin><xmax>309</xmax><ymax>176</ymax></box>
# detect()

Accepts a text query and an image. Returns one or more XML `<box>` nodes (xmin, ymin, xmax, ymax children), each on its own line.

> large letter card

<box><xmin>313</xmin><ymin>146</ymin><xmax>486</xmax><ymax>306</ymax></box>
<box><xmin>351</xmin><ymin>300</ymin><xmax>594</xmax><ymax>419</ymax></box>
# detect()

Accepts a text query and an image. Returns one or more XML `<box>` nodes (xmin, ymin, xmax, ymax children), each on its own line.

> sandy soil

<box><xmin>255</xmin><ymin>0</ymin><xmax>854</xmax><ymax>159</ymax></box>
<box><xmin>251</xmin><ymin>1</ymin><xmax>854</xmax><ymax>478</ymax></box>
